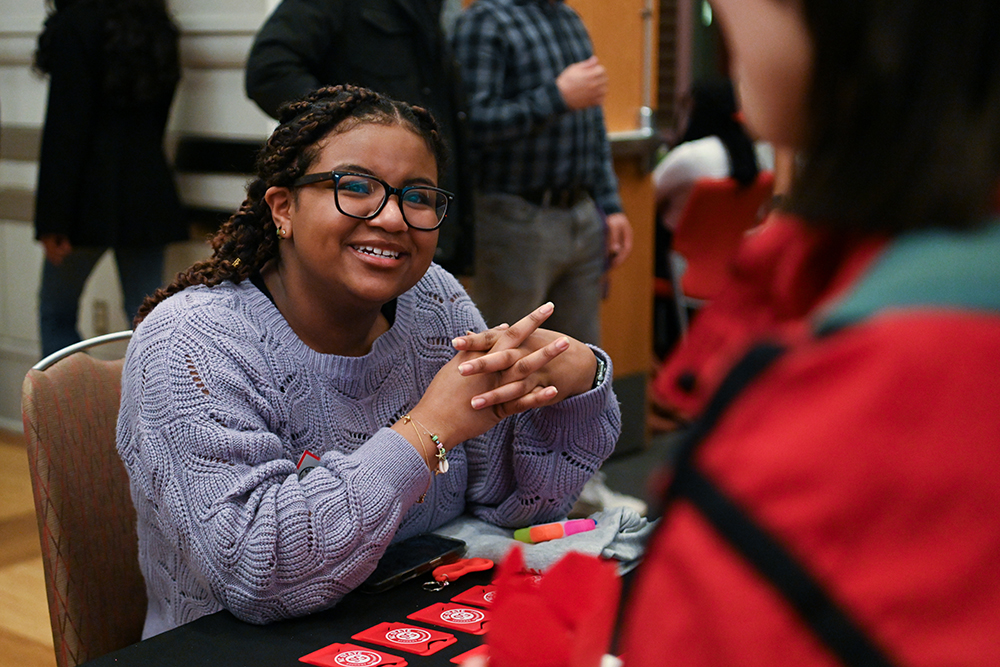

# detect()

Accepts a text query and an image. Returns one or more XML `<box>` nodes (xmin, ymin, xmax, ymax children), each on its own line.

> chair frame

<box><xmin>33</xmin><ymin>329</ymin><xmax>134</xmax><ymax>371</ymax></box>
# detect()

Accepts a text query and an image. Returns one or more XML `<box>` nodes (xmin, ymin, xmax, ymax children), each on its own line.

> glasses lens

<box><xmin>335</xmin><ymin>174</ymin><xmax>386</xmax><ymax>219</ymax></box>
<box><xmin>401</xmin><ymin>187</ymin><xmax>448</xmax><ymax>230</ymax></box>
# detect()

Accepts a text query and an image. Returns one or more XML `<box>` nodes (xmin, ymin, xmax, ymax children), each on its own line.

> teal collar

<box><xmin>817</xmin><ymin>218</ymin><xmax>1000</xmax><ymax>334</ymax></box>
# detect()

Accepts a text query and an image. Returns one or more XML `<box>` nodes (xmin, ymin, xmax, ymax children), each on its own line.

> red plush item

<box><xmin>487</xmin><ymin>546</ymin><xmax>621</xmax><ymax>667</ymax></box>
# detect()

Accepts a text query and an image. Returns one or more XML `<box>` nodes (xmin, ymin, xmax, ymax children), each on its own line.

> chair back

<box><xmin>672</xmin><ymin>171</ymin><xmax>775</xmax><ymax>300</ymax></box>
<box><xmin>21</xmin><ymin>331</ymin><xmax>145</xmax><ymax>667</ymax></box>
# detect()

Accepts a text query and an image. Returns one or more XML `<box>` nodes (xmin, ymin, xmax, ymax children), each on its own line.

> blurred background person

<box><xmin>244</xmin><ymin>0</ymin><xmax>475</xmax><ymax>277</ymax></box>
<box><xmin>652</xmin><ymin>78</ymin><xmax>772</xmax><ymax>233</ymax></box>
<box><xmin>452</xmin><ymin>0</ymin><xmax>641</xmax><ymax>518</ymax></box>
<box><xmin>623</xmin><ymin>0</ymin><xmax>1000</xmax><ymax>663</ymax></box>
<box><xmin>451</xmin><ymin>0</ymin><xmax>633</xmax><ymax>348</ymax></box>
<box><xmin>33</xmin><ymin>0</ymin><xmax>186</xmax><ymax>358</ymax></box>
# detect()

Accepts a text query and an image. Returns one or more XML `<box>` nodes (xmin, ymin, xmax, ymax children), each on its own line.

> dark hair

<box><xmin>786</xmin><ymin>0</ymin><xmax>1000</xmax><ymax>232</ymax></box>
<box><xmin>34</xmin><ymin>0</ymin><xmax>180</xmax><ymax>107</ymax></box>
<box><xmin>134</xmin><ymin>84</ymin><xmax>448</xmax><ymax>325</ymax></box>
<box><xmin>678</xmin><ymin>79</ymin><xmax>760</xmax><ymax>187</ymax></box>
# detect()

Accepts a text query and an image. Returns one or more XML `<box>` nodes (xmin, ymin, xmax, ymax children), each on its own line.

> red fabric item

<box><xmin>487</xmin><ymin>547</ymin><xmax>621</xmax><ymax>667</ymax></box>
<box><xmin>652</xmin><ymin>213</ymin><xmax>886</xmax><ymax>420</ymax></box>
<box><xmin>625</xmin><ymin>219</ymin><xmax>1000</xmax><ymax>666</ymax></box>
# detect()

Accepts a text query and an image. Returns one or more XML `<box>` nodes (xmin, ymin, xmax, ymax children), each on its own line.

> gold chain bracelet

<box><xmin>401</xmin><ymin>414</ymin><xmax>433</xmax><ymax>503</ymax></box>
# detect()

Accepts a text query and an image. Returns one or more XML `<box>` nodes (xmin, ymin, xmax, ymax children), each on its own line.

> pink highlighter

<box><xmin>513</xmin><ymin>518</ymin><xmax>597</xmax><ymax>544</ymax></box>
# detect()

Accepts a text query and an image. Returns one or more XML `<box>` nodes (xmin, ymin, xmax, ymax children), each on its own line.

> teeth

<box><xmin>356</xmin><ymin>246</ymin><xmax>400</xmax><ymax>259</ymax></box>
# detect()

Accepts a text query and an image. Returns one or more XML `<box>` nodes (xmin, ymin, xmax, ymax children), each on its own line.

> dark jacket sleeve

<box><xmin>244</xmin><ymin>0</ymin><xmax>342</xmax><ymax>119</ymax></box>
<box><xmin>34</xmin><ymin>11</ymin><xmax>102</xmax><ymax>239</ymax></box>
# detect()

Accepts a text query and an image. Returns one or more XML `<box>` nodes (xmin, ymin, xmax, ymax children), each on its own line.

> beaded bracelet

<box><xmin>403</xmin><ymin>414</ymin><xmax>449</xmax><ymax>474</ymax></box>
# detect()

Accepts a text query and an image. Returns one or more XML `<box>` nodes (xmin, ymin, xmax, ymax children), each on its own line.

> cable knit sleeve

<box><xmin>117</xmin><ymin>288</ymin><xmax>430</xmax><ymax>632</ymax></box>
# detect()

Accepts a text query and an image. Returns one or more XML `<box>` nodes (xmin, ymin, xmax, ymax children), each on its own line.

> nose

<box><xmin>369</xmin><ymin>194</ymin><xmax>409</xmax><ymax>233</ymax></box>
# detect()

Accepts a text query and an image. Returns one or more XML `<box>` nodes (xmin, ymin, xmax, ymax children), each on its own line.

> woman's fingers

<box><xmin>495</xmin><ymin>384</ymin><xmax>561</xmax><ymax>418</ymax></box>
<box><xmin>460</xmin><ymin>334</ymin><xmax>568</xmax><ymax>377</ymax></box>
<box><xmin>490</xmin><ymin>302</ymin><xmax>554</xmax><ymax>352</ymax></box>
<box><xmin>452</xmin><ymin>323</ymin><xmax>509</xmax><ymax>351</ymax></box>
<box><xmin>453</xmin><ymin>302</ymin><xmax>554</xmax><ymax>354</ymax></box>
<box><xmin>468</xmin><ymin>337</ymin><xmax>570</xmax><ymax>408</ymax></box>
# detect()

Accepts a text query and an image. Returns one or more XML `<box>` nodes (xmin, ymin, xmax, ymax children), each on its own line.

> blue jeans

<box><xmin>39</xmin><ymin>245</ymin><xmax>165</xmax><ymax>357</ymax></box>
<box><xmin>471</xmin><ymin>192</ymin><xmax>606</xmax><ymax>346</ymax></box>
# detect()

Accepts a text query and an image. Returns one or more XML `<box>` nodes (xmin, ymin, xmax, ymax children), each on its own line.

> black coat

<box><xmin>34</xmin><ymin>3</ymin><xmax>187</xmax><ymax>248</ymax></box>
<box><xmin>245</xmin><ymin>0</ymin><xmax>475</xmax><ymax>275</ymax></box>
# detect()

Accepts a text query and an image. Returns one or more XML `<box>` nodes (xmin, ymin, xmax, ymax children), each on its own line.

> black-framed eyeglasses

<box><xmin>292</xmin><ymin>171</ymin><xmax>454</xmax><ymax>231</ymax></box>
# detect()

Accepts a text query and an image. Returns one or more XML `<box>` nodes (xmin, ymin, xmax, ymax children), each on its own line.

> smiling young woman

<box><xmin>117</xmin><ymin>84</ymin><xmax>620</xmax><ymax>638</ymax></box>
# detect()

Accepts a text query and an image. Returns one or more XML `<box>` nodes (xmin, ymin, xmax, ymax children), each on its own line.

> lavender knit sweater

<box><xmin>116</xmin><ymin>264</ymin><xmax>620</xmax><ymax>637</ymax></box>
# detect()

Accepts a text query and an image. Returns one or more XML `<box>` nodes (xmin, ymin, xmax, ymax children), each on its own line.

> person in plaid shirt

<box><xmin>452</xmin><ymin>0</ymin><xmax>633</xmax><ymax>347</ymax></box>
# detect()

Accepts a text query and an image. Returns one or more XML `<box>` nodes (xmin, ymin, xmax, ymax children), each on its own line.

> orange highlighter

<box><xmin>513</xmin><ymin>518</ymin><xmax>597</xmax><ymax>544</ymax></box>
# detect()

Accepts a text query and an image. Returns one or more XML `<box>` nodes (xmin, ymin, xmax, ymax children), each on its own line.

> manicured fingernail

<box><xmin>556</xmin><ymin>337</ymin><xmax>570</xmax><ymax>350</ymax></box>
<box><xmin>459</xmin><ymin>363</ymin><xmax>473</xmax><ymax>375</ymax></box>
<box><xmin>538</xmin><ymin>302</ymin><xmax>554</xmax><ymax>314</ymax></box>
<box><xmin>471</xmin><ymin>397</ymin><xmax>486</xmax><ymax>409</ymax></box>
<box><xmin>545</xmin><ymin>386</ymin><xmax>558</xmax><ymax>398</ymax></box>
<box><xmin>452</xmin><ymin>337</ymin><xmax>464</xmax><ymax>348</ymax></box>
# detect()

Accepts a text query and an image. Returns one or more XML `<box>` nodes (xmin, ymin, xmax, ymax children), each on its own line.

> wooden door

<box><xmin>571</xmin><ymin>0</ymin><xmax>658</xmax><ymax>452</ymax></box>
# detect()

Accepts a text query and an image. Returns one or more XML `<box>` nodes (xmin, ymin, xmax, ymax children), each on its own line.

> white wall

<box><xmin>0</xmin><ymin>0</ymin><xmax>279</xmax><ymax>430</ymax></box>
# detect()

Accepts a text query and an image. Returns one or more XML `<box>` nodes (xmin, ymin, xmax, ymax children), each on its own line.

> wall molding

<box><xmin>0</xmin><ymin>12</ymin><xmax>268</xmax><ymax>36</ymax></box>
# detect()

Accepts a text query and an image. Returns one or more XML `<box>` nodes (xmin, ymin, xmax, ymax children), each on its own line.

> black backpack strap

<box><xmin>664</xmin><ymin>343</ymin><xmax>900</xmax><ymax>667</ymax></box>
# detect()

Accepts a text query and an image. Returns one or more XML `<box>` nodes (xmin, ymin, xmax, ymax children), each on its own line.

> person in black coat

<box><xmin>33</xmin><ymin>0</ymin><xmax>187</xmax><ymax>357</ymax></box>
<box><xmin>245</xmin><ymin>0</ymin><xmax>474</xmax><ymax>277</ymax></box>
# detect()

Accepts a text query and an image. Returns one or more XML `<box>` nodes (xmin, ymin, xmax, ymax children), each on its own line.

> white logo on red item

<box><xmin>483</xmin><ymin>591</ymin><xmax>496</xmax><ymax>603</ymax></box>
<box><xmin>440</xmin><ymin>607</ymin><xmax>486</xmax><ymax>624</ymax></box>
<box><xmin>385</xmin><ymin>627</ymin><xmax>432</xmax><ymax>644</ymax></box>
<box><xmin>334</xmin><ymin>649</ymin><xmax>383</xmax><ymax>666</ymax></box>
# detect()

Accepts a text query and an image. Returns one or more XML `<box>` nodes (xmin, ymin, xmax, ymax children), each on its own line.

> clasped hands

<box><xmin>403</xmin><ymin>302</ymin><xmax>599</xmax><ymax>452</ymax></box>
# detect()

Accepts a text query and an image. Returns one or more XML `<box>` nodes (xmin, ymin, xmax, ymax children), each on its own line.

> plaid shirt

<box><xmin>451</xmin><ymin>0</ymin><xmax>622</xmax><ymax>214</ymax></box>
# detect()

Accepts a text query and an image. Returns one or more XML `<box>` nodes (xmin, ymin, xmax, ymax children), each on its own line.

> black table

<box><xmin>82</xmin><ymin>570</ymin><xmax>495</xmax><ymax>667</ymax></box>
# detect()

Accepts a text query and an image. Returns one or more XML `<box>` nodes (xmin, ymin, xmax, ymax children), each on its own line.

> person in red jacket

<box><xmin>621</xmin><ymin>0</ymin><xmax>1000</xmax><ymax>665</ymax></box>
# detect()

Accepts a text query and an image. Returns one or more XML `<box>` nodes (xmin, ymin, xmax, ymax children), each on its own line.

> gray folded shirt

<box><xmin>434</xmin><ymin>507</ymin><xmax>657</xmax><ymax>575</ymax></box>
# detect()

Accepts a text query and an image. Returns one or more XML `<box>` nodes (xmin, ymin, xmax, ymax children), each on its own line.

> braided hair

<box><xmin>134</xmin><ymin>84</ymin><xmax>448</xmax><ymax>325</ymax></box>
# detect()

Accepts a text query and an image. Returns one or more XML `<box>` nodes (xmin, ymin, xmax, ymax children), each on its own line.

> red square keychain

<box><xmin>299</xmin><ymin>642</ymin><xmax>407</xmax><ymax>667</ymax></box>
<box><xmin>352</xmin><ymin>621</ymin><xmax>457</xmax><ymax>656</ymax></box>
<box><xmin>407</xmin><ymin>602</ymin><xmax>491</xmax><ymax>635</ymax></box>
<box><xmin>450</xmin><ymin>644</ymin><xmax>489</xmax><ymax>664</ymax></box>
<box><xmin>451</xmin><ymin>584</ymin><xmax>497</xmax><ymax>609</ymax></box>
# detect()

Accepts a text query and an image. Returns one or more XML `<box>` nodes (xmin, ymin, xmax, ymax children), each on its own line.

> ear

<box><xmin>264</xmin><ymin>186</ymin><xmax>294</xmax><ymax>239</ymax></box>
